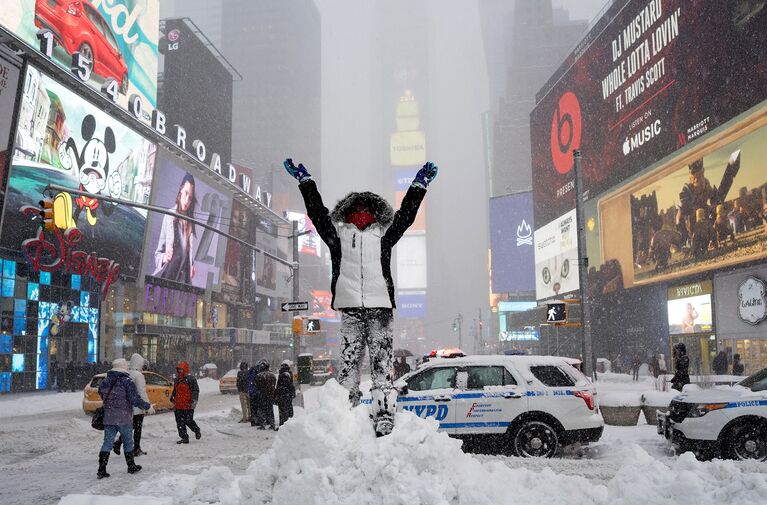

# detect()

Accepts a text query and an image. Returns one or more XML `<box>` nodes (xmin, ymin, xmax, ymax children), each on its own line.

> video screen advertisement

<box><xmin>667</xmin><ymin>281</ymin><xmax>713</xmax><ymax>335</ymax></box>
<box><xmin>1</xmin><ymin>66</ymin><xmax>156</xmax><ymax>278</ymax></box>
<box><xmin>221</xmin><ymin>200</ymin><xmax>251</xmax><ymax>290</ymax></box>
<box><xmin>597</xmin><ymin>118</ymin><xmax>767</xmax><ymax>290</ymax></box>
<box><xmin>143</xmin><ymin>152</ymin><xmax>232</xmax><ymax>290</ymax></box>
<box><xmin>0</xmin><ymin>1</ymin><xmax>160</xmax><ymax>112</ymax></box>
<box><xmin>531</xmin><ymin>0</ymin><xmax>767</xmax><ymax>228</ymax></box>
<box><xmin>0</xmin><ymin>56</ymin><xmax>21</xmax><ymax>185</ymax></box>
<box><xmin>534</xmin><ymin>209</ymin><xmax>579</xmax><ymax>301</ymax></box>
<box><xmin>489</xmin><ymin>192</ymin><xmax>535</xmax><ymax>294</ymax></box>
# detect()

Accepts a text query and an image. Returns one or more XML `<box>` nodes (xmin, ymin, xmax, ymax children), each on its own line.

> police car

<box><xmin>657</xmin><ymin>367</ymin><xmax>767</xmax><ymax>461</ymax></box>
<box><xmin>378</xmin><ymin>355</ymin><xmax>603</xmax><ymax>457</ymax></box>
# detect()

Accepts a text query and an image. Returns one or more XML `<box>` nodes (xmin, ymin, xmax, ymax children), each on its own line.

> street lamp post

<box><xmin>573</xmin><ymin>150</ymin><xmax>595</xmax><ymax>378</ymax></box>
<box><xmin>453</xmin><ymin>314</ymin><xmax>463</xmax><ymax>350</ymax></box>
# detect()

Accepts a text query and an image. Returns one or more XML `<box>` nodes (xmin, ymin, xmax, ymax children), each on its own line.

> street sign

<box><xmin>305</xmin><ymin>318</ymin><xmax>321</xmax><ymax>333</ymax></box>
<box><xmin>546</xmin><ymin>303</ymin><xmax>567</xmax><ymax>323</ymax></box>
<box><xmin>281</xmin><ymin>301</ymin><xmax>309</xmax><ymax>312</ymax></box>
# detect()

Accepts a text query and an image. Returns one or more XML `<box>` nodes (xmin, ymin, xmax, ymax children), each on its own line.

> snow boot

<box><xmin>194</xmin><ymin>429</ymin><xmax>202</xmax><ymax>440</ymax></box>
<box><xmin>97</xmin><ymin>451</ymin><xmax>110</xmax><ymax>479</ymax></box>
<box><xmin>374</xmin><ymin>415</ymin><xmax>394</xmax><ymax>437</ymax></box>
<box><xmin>133</xmin><ymin>447</ymin><xmax>147</xmax><ymax>457</ymax></box>
<box><xmin>112</xmin><ymin>439</ymin><xmax>121</xmax><ymax>455</ymax></box>
<box><xmin>125</xmin><ymin>453</ymin><xmax>142</xmax><ymax>474</ymax></box>
<box><xmin>176</xmin><ymin>438</ymin><xmax>189</xmax><ymax>444</ymax></box>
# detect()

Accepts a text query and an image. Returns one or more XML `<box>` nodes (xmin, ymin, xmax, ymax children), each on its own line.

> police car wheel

<box><xmin>725</xmin><ymin>422</ymin><xmax>767</xmax><ymax>461</ymax></box>
<box><xmin>513</xmin><ymin>420</ymin><xmax>559</xmax><ymax>458</ymax></box>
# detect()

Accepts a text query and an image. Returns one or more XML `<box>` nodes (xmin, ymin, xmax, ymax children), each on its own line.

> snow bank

<box><xmin>173</xmin><ymin>380</ymin><xmax>608</xmax><ymax>505</ymax></box>
<box><xmin>0</xmin><ymin>391</ymin><xmax>82</xmax><ymax>418</ymax></box>
<box><xmin>608</xmin><ymin>445</ymin><xmax>767</xmax><ymax>505</ymax></box>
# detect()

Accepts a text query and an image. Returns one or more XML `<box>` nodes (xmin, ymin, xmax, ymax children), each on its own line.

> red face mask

<box><xmin>346</xmin><ymin>210</ymin><xmax>375</xmax><ymax>230</ymax></box>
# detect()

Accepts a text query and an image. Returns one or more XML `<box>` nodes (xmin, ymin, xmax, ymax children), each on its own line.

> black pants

<box><xmin>115</xmin><ymin>414</ymin><xmax>144</xmax><ymax>451</ymax></box>
<box><xmin>249</xmin><ymin>394</ymin><xmax>259</xmax><ymax>425</ymax></box>
<box><xmin>174</xmin><ymin>409</ymin><xmax>200</xmax><ymax>441</ymax></box>
<box><xmin>255</xmin><ymin>396</ymin><xmax>275</xmax><ymax>428</ymax></box>
<box><xmin>276</xmin><ymin>400</ymin><xmax>293</xmax><ymax>426</ymax></box>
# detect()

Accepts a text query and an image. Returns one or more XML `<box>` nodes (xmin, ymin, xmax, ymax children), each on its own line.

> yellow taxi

<box><xmin>83</xmin><ymin>371</ymin><xmax>175</xmax><ymax>414</ymax></box>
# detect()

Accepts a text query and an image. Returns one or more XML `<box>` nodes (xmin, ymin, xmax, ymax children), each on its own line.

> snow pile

<box><xmin>608</xmin><ymin>445</ymin><xmax>767</xmax><ymax>505</ymax></box>
<box><xmin>0</xmin><ymin>390</ymin><xmax>82</xmax><ymax>418</ymax></box>
<box><xmin>174</xmin><ymin>380</ymin><xmax>607</xmax><ymax>505</ymax></box>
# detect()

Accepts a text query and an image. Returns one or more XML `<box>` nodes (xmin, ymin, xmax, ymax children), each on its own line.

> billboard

<box><xmin>0</xmin><ymin>56</ymin><xmax>21</xmax><ymax>186</ymax></box>
<box><xmin>2</xmin><ymin>66</ymin><xmax>156</xmax><ymax>277</ymax></box>
<box><xmin>531</xmin><ymin>0</ymin><xmax>767</xmax><ymax>227</ymax></box>
<box><xmin>597</xmin><ymin>119</ymin><xmax>767</xmax><ymax>289</ymax></box>
<box><xmin>667</xmin><ymin>281</ymin><xmax>713</xmax><ymax>335</ymax></box>
<box><xmin>159</xmin><ymin>18</ymin><xmax>233</xmax><ymax>163</ymax></box>
<box><xmin>0</xmin><ymin>1</ymin><xmax>160</xmax><ymax>111</ymax></box>
<box><xmin>489</xmin><ymin>192</ymin><xmax>535</xmax><ymax>293</ymax></box>
<box><xmin>143</xmin><ymin>153</ymin><xmax>232</xmax><ymax>289</ymax></box>
<box><xmin>390</xmin><ymin>131</ymin><xmax>426</xmax><ymax>167</ymax></box>
<box><xmin>286</xmin><ymin>211</ymin><xmax>322</xmax><ymax>257</ymax></box>
<box><xmin>397</xmin><ymin>292</ymin><xmax>426</xmax><ymax>319</ymax></box>
<box><xmin>311</xmin><ymin>290</ymin><xmax>337</xmax><ymax>321</ymax></box>
<box><xmin>534</xmin><ymin>209</ymin><xmax>579</xmax><ymax>300</ymax></box>
<box><xmin>221</xmin><ymin>200</ymin><xmax>251</xmax><ymax>289</ymax></box>
<box><xmin>396</xmin><ymin>235</ymin><xmax>427</xmax><ymax>290</ymax></box>
<box><xmin>394</xmin><ymin>169</ymin><xmax>427</xmax><ymax>232</ymax></box>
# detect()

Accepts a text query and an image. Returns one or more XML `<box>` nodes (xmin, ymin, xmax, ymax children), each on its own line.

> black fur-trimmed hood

<box><xmin>330</xmin><ymin>191</ymin><xmax>394</xmax><ymax>226</ymax></box>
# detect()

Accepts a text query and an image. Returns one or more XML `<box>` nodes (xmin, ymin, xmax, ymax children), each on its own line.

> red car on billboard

<box><xmin>34</xmin><ymin>0</ymin><xmax>129</xmax><ymax>94</ymax></box>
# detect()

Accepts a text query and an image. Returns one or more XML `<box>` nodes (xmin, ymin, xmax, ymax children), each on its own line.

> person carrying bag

<box><xmin>95</xmin><ymin>359</ymin><xmax>153</xmax><ymax>479</ymax></box>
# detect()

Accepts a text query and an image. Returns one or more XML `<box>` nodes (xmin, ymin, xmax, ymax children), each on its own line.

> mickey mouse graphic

<box><xmin>54</xmin><ymin>114</ymin><xmax>122</xmax><ymax>228</ymax></box>
<box><xmin>49</xmin><ymin>301</ymin><xmax>73</xmax><ymax>337</ymax></box>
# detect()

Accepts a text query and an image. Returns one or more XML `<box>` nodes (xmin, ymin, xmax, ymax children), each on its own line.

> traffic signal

<box><xmin>39</xmin><ymin>198</ymin><xmax>55</xmax><ymax>231</ymax></box>
<box><xmin>546</xmin><ymin>303</ymin><xmax>568</xmax><ymax>323</ymax></box>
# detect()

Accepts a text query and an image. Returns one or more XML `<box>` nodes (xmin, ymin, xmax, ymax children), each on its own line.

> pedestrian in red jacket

<box><xmin>170</xmin><ymin>361</ymin><xmax>201</xmax><ymax>444</ymax></box>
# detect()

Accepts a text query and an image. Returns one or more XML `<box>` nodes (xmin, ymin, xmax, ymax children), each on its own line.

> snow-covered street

<box><xmin>2</xmin><ymin>378</ymin><xmax>767</xmax><ymax>505</ymax></box>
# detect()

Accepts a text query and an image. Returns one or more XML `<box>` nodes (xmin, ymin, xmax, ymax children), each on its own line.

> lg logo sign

<box><xmin>550</xmin><ymin>92</ymin><xmax>582</xmax><ymax>174</ymax></box>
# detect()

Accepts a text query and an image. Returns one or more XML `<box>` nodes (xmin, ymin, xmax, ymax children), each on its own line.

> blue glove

<box><xmin>412</xmin><ymin>161</ymin><xmax>438</xmax><ymax>188</ymax></box>
<box><xmin>283</xmin><ymin>158</ymin><xmax>311</xmax><ymax>183</ymax></box>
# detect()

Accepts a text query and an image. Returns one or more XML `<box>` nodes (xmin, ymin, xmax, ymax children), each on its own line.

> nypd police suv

<box><xmin>371</xmin><ymin>355</ymin><xmax>604</xmax><ymax>457</ymax></box>
<box><xmin>657</xmin><ymin>367</ymin><xmax>767</xmax><ymax>461</ymax></box>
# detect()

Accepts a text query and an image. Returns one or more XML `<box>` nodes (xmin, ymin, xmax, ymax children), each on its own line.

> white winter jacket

<box><xmin>299</xmin><ymin>180</ymin><xmax>427</xmax><ymax>310</ymax></box>
<box><xmin>128</xmin><ymin>353</ymin><xmax>150</xmax><ymax>415</ymax></box>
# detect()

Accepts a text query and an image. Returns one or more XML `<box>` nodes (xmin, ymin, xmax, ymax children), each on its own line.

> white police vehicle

<box><xmin>378</xmin><ymin>355</ymin><xmax>604</xmax><ymax>457</ymax></box>
<box><xmin>657</xmin><ymin>367</ymin><xmax>767</xmax><ymax>461</ymax></box>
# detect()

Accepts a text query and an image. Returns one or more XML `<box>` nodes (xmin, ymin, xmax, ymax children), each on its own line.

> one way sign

<box><xmin>281</xmin><ymin>301</ymin><xmax>309</xmax><ymax>312</ymax></box>
<box><xmin>546</xmin><ymin>303</ymin><xmax>567</xmax><ymax>323</ymax></box>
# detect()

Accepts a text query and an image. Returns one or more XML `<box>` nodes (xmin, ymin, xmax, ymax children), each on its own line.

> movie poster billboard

<box><xmin>534</xmin><ymin>209</ymin><xmax>579</xmax><ymax>300</ymax></box>
<box><xmin>489</xmin><ymin>192</ymin><xmax>535</xmax><ymax>293</ymax></box>
<box><xmin>0</xmin><ymin>1</ymin><xmax>160</xmax><ymax>112</ymax></box>
<box><xmin>143</xmin><ymin>153</ymin><xmax>232</xmax><ymax>289</ymax></box>
<box><xmin>531</xmin><ymin>0</ymin><xmax>767</xmax><ymax>227</ymax></box>
<box><xmin>598</xmin><ymin>120</ymin><xmax>767</xmax><ymax>289</ymax></box>
<box><xmin>0</xmin><ymin>57</ymin><xmax>21</xmax><ymax>185</ymax></box>
<box><xmin>221</xmin><ymin>200</ymin><xmax>250</xmax><ymax>289</ymax></box>
<box><xmin>1</xmin><ymin>66</ymin><xmax>156</xmax><ymax>277</ymax></box>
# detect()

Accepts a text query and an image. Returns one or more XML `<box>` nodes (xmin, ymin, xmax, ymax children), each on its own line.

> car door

<box><xmin>452</xmin><ymin>365</ymin><xmax>527</xmax><ymax>435</ymax></box>
<box><xmin>144</xmin><ymin>372</ymin><xmax>173</xmax><ymax>410</ymax></box>
<box><xmin>399</xmin><ymin>365</ymin><xmax>458</xmax><ymax>434</ymax></box>
<box><xmin>527</xmin><ymin>365</ymin><xmax>582</xmax><ymax>423</ymax></box>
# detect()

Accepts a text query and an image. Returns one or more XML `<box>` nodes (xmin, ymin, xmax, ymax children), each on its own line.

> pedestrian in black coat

<box><xmin>254</xmin><ymin>360</ymin><xmax>277</xmax><ymax>430</ymax></box>
<box><xmin>275</xmin><ymin>361</ymin><xmax>296</xmax><ymax>426</ymax></box>
<box><xmin>236</xmin><ymin>361</ymin><xmax>250</xmax><ymax>423</ymax></box>
<box><xmin>671</xmin><ymin>342</ymin><xmax>691</xmax><ymax>391</ymax></box>
<box><xmin>732</xmin><ymin>353</ymin><xmax>745</xmax><ymax>376</ymax></box>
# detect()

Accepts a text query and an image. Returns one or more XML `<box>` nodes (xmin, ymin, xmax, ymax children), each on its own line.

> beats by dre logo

<box><xmin>550</xmin><ymin>91</ymin><xmax>582</xmax><ymax>174</ymax></box>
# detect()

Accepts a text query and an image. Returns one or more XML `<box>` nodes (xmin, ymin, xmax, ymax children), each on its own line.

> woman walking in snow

<box><xmin>284</xmin><ymin>158</ymin><xmax>437</xmax><ymax>436</ymax></box>
<box><xmin>96</xmin><ymin>358</ymin><xmax>153</xmax><ymax>479</ymax></box>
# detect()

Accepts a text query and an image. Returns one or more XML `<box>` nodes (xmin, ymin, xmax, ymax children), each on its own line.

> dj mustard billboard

<box><xmin>531</xmin><ymin>0</ymin><xmax>767</xmax><ymax>227</ymax></box>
